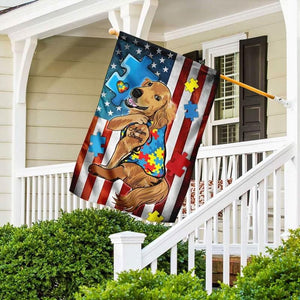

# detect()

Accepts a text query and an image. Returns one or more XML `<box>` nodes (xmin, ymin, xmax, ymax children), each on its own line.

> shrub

<box><xmin>75</xmin><ymin>269</ymin><xmax>208</xmax><ymax>300</ymax></box>
<box><xmin>0</xmin><ymin>208</ymin><xmax>205</xmax><ymax>299</ymax></box>
<box><xmin>211</xmin><ymin>228</ymin><xmax>300</xmax><ymax>300</ymax></box>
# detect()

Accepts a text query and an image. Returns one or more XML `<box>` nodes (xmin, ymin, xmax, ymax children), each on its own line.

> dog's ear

<box><xmin>142</xmin><ymin>78</ymin><xmax>151</xmax><ymax>86</ymax></box>
<box><xmin>151</xmin><ymin>99</ymin><xmax>176</xmax><ymax>129</ymax></box>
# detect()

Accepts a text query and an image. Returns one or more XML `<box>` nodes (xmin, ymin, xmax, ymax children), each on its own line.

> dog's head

<box><xmin>125</xmin><ymin>79</ymin><xmax>176</xmax><ymax>128</ymax></box>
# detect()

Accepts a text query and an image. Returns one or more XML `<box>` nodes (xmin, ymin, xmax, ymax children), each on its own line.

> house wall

<box><xmin>165</xmin><ymin>11</ymin><xmax>287</xmax><ymax>140</ymax></box>
<box><xmin>26</xmin><ymin>36</ymin><xmax>116</xmax><ymax>167</ymax></box>
<box><xmin>0</xmin><ymin>35</ymin><xmax>13</xmax><ymax>224</ymax></box>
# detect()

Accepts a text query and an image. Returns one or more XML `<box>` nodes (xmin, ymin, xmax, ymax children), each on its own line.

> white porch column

<box><xmin>11</xmin><ymin>38</ymin><xmax>37</xmax><ymax>226</ymax></box>
<box><xmin>280</xmin><ymin>0</ymin><xmax>300</xmax><ymax>230</ymax></box>
<box><xmin>109</xmin><ymin>231</ymin><xmax>146</xmax><ymax>280</ymax></box>
<box><xmin>109</xmin><ymin>0</ymin><xmax>158</xmax><ymax>39</ymax></box>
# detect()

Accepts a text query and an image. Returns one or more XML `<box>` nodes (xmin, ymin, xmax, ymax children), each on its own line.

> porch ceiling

<box><xmin>0</xmin><ymin>0</ymin><xmax>281</xmax><ymax>42</ymax></box>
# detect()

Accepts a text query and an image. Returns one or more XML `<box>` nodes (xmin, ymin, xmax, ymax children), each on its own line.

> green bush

<box><xmin>211</xmin><ymin>228</ymin><xmax>300</xmax><ymax>300</ymax></box>
<box><xmin>0</xmin><ymin>208</ymin><xmax>205</xmax><ymax>299</ymax></box>
<box><xmin>75</xmin><ymin>269</ymin><xmax>208</xmax><ymax>300</ymax></box>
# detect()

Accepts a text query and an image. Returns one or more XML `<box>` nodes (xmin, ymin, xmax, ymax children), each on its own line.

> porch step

<box><xmin>212</xmin><ymin>255</ymin><xmax>250</xmax><ymax>286</ymax></box>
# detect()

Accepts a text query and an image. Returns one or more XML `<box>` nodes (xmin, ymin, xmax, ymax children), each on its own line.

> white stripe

<box><xmin>102</xmin><ymin>131</ymin><xmax>120</xmax><ymax>165</ymax></box>
<box><xmin>106</xmin><ymin>179</ymin><xmax>124</xmax><ymax>207</ymax></box>
<box><xmin>141</xmin><ymin>204</ymin><xmax>155</xmax><ymax>219</ymax></box>
<box><xmin>162</xmin><ymin>68</ymin><xmax>216</xmax><ymax>221</ymax></box>
<box><xmin>167</xmin><ymin>54</ymin><xmax>185</xmax><ymax>94</ymax></box>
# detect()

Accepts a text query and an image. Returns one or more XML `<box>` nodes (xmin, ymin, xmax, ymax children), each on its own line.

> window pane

<box><xmin>213</xmin><ymin>123</ymin><xmax>239</xmax><ymax>145</ymax></box>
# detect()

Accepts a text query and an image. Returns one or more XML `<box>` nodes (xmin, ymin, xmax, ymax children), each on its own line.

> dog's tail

<box><xmin>115</xmin><ymin>178</ymin><xmax>169</xmax><ymax>212</ymax></box>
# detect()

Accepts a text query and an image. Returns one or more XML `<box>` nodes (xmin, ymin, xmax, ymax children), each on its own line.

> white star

<box><xmin>105</xmin><ymin>101</ymin><xmax>110</xmax><ymax>106</ymax></box>
<box><xmin>133</xmin><ymin>39</ymin><xmax>138</xmax><ymax>45</ymax></box>
<box><xmin>168</xmin><ymin>52</ymin><xmax>174</xmax><ymax>59</ymax></box>
<box><xmin>148</xmin><ymin>53</ymin><xmax>154</xmax><ymax>59</ymax></box>
<box><xmin>159</xmin><ymin>57</ymin><xmax>165</xmax><ymax>63</ymax></box>
<box><xmin>101</xmin><ymin>92</ymin><xmax>106</xmax><ymax>98</ymax></box>
<box><xmin>108</xmin><ymin>110</ymin><xmax>113</xmax><ymax>116</ymax></box>
<box><xmin>155</xmin><ymin>71</ymin><xmax>160</xmax><ymax>76</ymax></box>
<box><xmin>116</xmin><ymin>106</ymin><xmax>122</xmax><ymax>111</ymax></box>
<box><xmin>111</xmin><ymin>63</ymin><xmax>117</xmax><ymax>69</ymax></box>
<box><xmin>136</xmin><ymin>48</ymin><xmax>142</xmax><ymax>55</ymax></box>
<box><xmin>125</xmin><ymin>44</ymin><xmax>130</xmax><ymax>50</ymax></box>
<box><xmin>145</xmin><ymin>43</ymin><xmax>150</xmax><ymax>50</ymax></box>
<box><xmin>116</xmin><ymin>49</ymin><xmax>121</xmax><ymax>55</ymax></box>
<box><xmin>156</xmin><ymin>48</ymin><xmax>162</xmax><ymax>54</ymax></box>
<box><xmin>151</xmin><ymin>62</ymin><xmax>157</xmax><ymax>68</ymax></box>
<box><xmin>121</xmin><ymin>35</ymin><xmax>127</xmax><ymax>40</ymax></box>
<box><xmin>97</xmin><ymin>106</ymin><xmax>101</xmax><ymax>111</ymax></box>
<box><xmin>163</xmin><ymin>66</ymin><xmax>169</xmax><ymax>72</ymax></box>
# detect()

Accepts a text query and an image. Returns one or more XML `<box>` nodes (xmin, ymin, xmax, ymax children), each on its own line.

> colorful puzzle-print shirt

<box><xmin>121</xmin><ymin>121</ymin><xmax>166</xmax><ymax>178</ymax></box>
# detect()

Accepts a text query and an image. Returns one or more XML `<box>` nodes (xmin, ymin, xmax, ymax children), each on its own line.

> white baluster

<box><xmin>170</xmin><ymin>245</ymin><xmax>177</xmax><ymax>275</ymax></box>
<box><xmin>273</xmin><ymin>167</ymin><xmax>281</xmax><ymax>246</ymax></box>
<box><xmin>54</xmin><ymin>174</ymin><xmax>59</xmax><ymax>219</ymax></box>
<box><xmin>151</xmin><ymin>259</ymin><xmax>157</xmax><ymax>274</ymax></box>
<box><xmin>26</xmin><ymin>177</ymin><xmax>31</xmax><ymax>226</ymax></box>
<box><xmin>49</xmin><ymin>174</ymin><xmax>53</xmax><ymax>220</ymax></box>
<box><xmin>67</xmin><ymin>173</ymin><xmax>71</xmax><ymax>213</ymax></box>
<box><xmin>205</xmin><ymin>218</ymin><xmax>213</xmax><ymax>294</ymax></box>
<box><xmin>21</xmin><ymin>177</ymin><xmax>25</xmax><ymax>225</ymax></box>
<box><xmin>188</xmin><ymin>231</ymin><xmax>195</xmax><ymax>275</ymax></box>
<box><xmin>43</xmin><ymin>175</ymin><xmax>47</xmax><ymax>221</ymax></box>
<box><xmin>32</xmin><ymin>176</ymin><xmax>36</xmax><ymax>223</ymax></box>
<box><xmin>37</xmin><ymin>176</ymin><xmax>42</xmax><ymax>221</ymax></box>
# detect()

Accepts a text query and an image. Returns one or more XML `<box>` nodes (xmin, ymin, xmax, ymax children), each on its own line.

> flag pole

<box><xmin>108</xmin><ymin>28</ymin><xmax>289</xmax><ymax>108</ymax></box>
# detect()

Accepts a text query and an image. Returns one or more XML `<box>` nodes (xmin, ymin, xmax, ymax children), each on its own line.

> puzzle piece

<box><xmin>184</xmin><ymin>100</ymin><xmax>199</xmax><ymax>121</ymax></box>
<box><xmin>89</xmin><ymin>133</ymin><xmax>106</xmax><ymax>157</ymax></box>
<box><xmin>147</xmin><ymin>210</ymin><xmax>164</xmax><ymax>223</ymax></box>
<box><xmin>106</xmin><ymin>54</ymin><xmax>158</xmax><ymax>106</ymax></box>
<box><xmin>166</xmin><ymin>152</ymin><xmax>191</xmax><ymax>177</ymax></box>
<box><xmin>185</xmin><ymin>78</ymin><xmax>199</xmax><ymax>93</ymax></box>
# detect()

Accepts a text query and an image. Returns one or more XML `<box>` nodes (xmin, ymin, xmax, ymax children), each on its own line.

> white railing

<box><xmin>180</xmin><ymin>137</ymin><xmax>288</xmax><ymax>246</ymax></box>
<box><xmin>109</xmin><ymin>140</ymin><xmax>295</xmax><ymax>293</ymax></box>
<box><xmin>16</xmin><ymin>162</ymin><xmax>103</xmax><ymax>226</ymax></box>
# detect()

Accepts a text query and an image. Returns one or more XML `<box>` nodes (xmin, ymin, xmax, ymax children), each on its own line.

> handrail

<box><xmin>16</xmin><ymin>162</ymin><xmax>75</xmax><ymax>177</ymax></box>
<box><xmin>197</xmin><ymin>136</ymin><xmax>288</xmax><ymax>159</ymax></box>
<box><xmin>141</xmin><ymin>142</ymin><xmax>295</xmax><ymax>268</ymax></box>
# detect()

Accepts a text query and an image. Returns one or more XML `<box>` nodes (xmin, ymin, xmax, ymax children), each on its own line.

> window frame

<box><xmin>202</xmin><ymin>33</ymin><xmax>247</xmax><ymax>146</ymax></box>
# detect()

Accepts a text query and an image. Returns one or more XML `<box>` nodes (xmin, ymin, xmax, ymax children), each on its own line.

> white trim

<box><xmin>163</xmin><ymin>2</ymin><xmax>281</xmax><ymax>41</ymax></box>
<box><xmin>202</xmin><ymin>33</ymin><xmax>246</xmax><ymax>146</ymax></box>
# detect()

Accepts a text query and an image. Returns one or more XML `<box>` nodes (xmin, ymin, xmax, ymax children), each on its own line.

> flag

<box><xmin>70</xmin><ymin>31</ymin><xmax>219</xmax><ymax>223</ymax></box>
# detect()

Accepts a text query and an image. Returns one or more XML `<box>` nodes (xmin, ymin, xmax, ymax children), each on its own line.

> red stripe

<box><xmin>169</xmin><ymin>69</ymin><xmax>220</xmax><ymax>221</ymax></box>
<box><xmin>97</xmin><ymin>180</ymin><xmax>113</xmax><ymax>205</ymax></box>
<box><xmin>80</xmin><ymin>123</ymin><xmax>112</xmax><ymax>200</ymax></box>
<box><xmin>70</xmin><ymin>115</ymin><xmax>98</xmax><ymax>193</ymax></box>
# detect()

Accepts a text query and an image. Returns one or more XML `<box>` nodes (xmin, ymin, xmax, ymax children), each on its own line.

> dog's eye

<box><xmin>154</xmin><ymin>95</ymin><xmax>161</xmax><ymax>101</ymax></box>
<box><xmin>147</xmin><ymin>82</ymin><xmax>153</xmax><ymax>87</ymax></box>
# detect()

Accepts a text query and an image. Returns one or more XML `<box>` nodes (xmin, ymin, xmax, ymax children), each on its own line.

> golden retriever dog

<box><xmin>88</xmin><ymin>79</ymin><xmax>176</xmax><ymax>212</ymax></box>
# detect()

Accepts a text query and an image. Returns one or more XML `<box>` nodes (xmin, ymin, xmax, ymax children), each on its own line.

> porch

<box><xmin>15</xmin><ymin>136</ymin><xmax>294</xmax><ymax>292</ymax></box>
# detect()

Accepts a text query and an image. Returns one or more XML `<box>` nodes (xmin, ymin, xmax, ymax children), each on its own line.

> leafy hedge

<box><xmin>0</xmin><ymin>208</ymin><xmax>205</xmax><ymax>300</ymax></box>
<box><xmin>75</xmin><ymin>228</ymin><xmax>300</xmax><ymax>300</ymax></box>
<box><xmin>75</xmin><ymin>269</ymin><xmax>208</xmax><ymax>300</ymax></box>
<box><xmin>212</xmin><ymin>228</ymin><xmax>300</xmax><ymax>300</ymax></box>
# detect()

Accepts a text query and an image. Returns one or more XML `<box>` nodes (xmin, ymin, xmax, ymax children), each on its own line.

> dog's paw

<box><xmin>88</xmin><ymin>163</ymin><xmax>100</xmax><ymax>176</ymax></box>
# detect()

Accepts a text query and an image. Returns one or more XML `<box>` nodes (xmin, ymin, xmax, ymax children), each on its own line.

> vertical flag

<box><xmin>70</xmin><ymin>31</ymin><xmax>219</xmax><ymax>223</ymax></box>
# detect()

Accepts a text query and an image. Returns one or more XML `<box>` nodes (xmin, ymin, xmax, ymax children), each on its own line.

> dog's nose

<box><xmin>132</xmin><ymin>88</ymin><xmax>143</xmax><ymax>98</ymax></box>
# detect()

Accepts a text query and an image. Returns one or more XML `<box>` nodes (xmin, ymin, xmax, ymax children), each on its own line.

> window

<box><xmin>202</xmin><ymin>33</ymin><xmax>247</xmax><ymax>145</ymax></box>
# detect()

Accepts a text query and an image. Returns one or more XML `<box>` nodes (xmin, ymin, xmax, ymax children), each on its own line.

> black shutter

<box><xmin>239</xmin><ymin>36</ymin><xmax>267</xmax><ymax>141</ymax></box>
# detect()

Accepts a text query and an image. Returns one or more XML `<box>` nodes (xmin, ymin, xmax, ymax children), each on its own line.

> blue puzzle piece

<box><xmin>184</xmin><ymin>100</ymin><xmax>199</xmax><ymax>121</ymax></box>
<box><xmin>89</xmin><ymin>133</ymin><xmax>106</xmax><ymax>157</ymax></box>
<box><xmin>105</xmin><ymin>54</ymin><xmax>158</xmax><ymax>106</ymax></box>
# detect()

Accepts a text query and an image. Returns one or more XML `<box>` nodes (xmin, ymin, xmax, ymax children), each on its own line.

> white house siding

<box><xmin>165</xmin><ymin>11</ymin><xmax>287</xmax><ymax>139</ymax></box>
<box><xmin>0</xmin><ymin>35</ymin><xmax>13</xmax><ymax>224</ymax></box>
<box><xmin>26</xmin><ymin>36</ymin><xmax>116</xmax><ymax>167</ymax></box>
